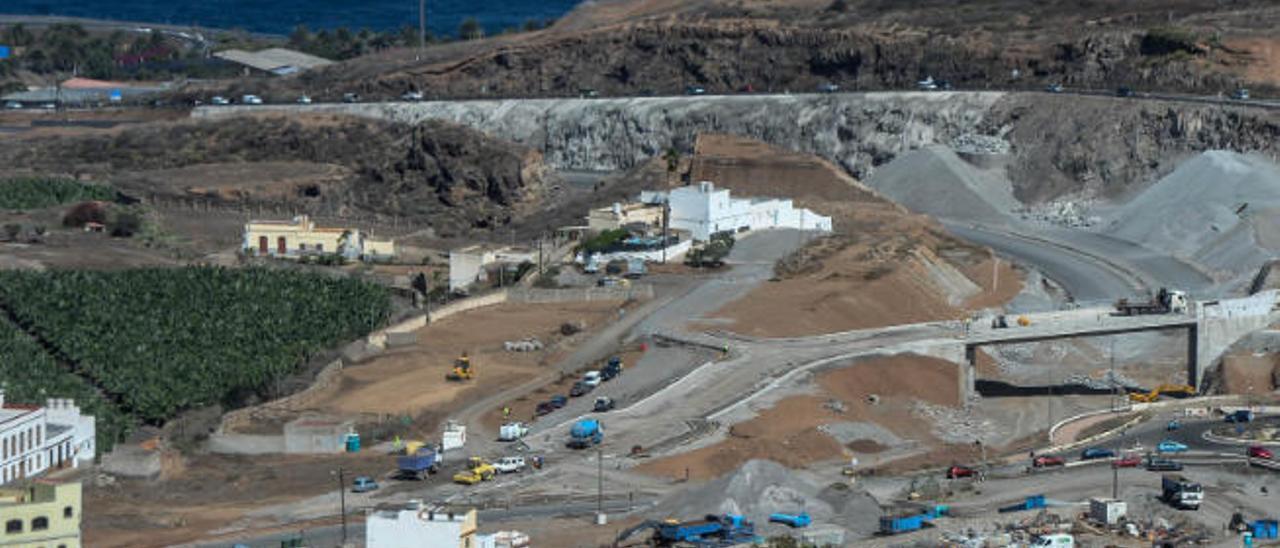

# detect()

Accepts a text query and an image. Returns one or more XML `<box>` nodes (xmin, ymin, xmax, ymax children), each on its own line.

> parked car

<box><xmin>535</xmin><ymin>402</ymin><xmax>556</xmax><ymax>416</ymax></box>
<box><xmin>1033</xmin><ymin>455</ymin><xmax>1066</xmax><ymax>468</ymax></box>
<box><xmin>1112</xmin><ymin>455</ymin><xmax>1142</xmax><ymax>468</ymax></box>
<box><xmin>1157</xmin><ymin>440</ymin><xmax>1189</xmax><ymax>453</ymax></box>
<box><xmin>1232</xmin><ymin>88</ymin><xmax>1251</xmax><ymax>100</ymax></box>
<box><xmin>600</xmin><ymin>357</ymin><xmax>622</xmax><ymax>380</ymax></box>
<box><xmin>402</xmin><ymin>90</ymin><xmax>424</xmax><ymax>101</ymax></box>
<box><xmin>1248</xmin><ymin>445</ymin><xmax>1274</xmax><ymax>460</ymax></box>
<box><xmin>946</xmin><ymin>465</ymin><xmax>976</xmax><ymax>479</ymax></box>
<box><xmin>240</xmin><ymin>94</ymin><xmax>263</xmax><ymax>105</ymax></box>
<box><xmin>1145</xmin><ymin>457</ymin><xmax>1183</xmax><ymax>472</ymax></box>
<box><xmin>1080</xmin><ymin>448</ymin><xmax>1116</xmax><ymax>460</ymax></box>
<box><xmin>817</xmin><ymin>83</ymin><xmax>840</xmax><ymax>93</ymax></box>
<box><xmin>1045</xmin><ymin>83</ymin><xmax>1064</xmax><ymax>93</ymax></box>
<box><xmin>297</xmin><ymin>95</ymin><xmax>313</xmax><ymax>104</ymax></box>
<box><xmin>210</xmin><ymin>96</ymin><xmax>230</xmax><ymax>105</ymax></box>
<box><xmin>549</xmin><ymin>395</ymin><xmax>568</xmax><ymax>408</ymax></box>
<box><xmin>493</xmin><ymin>456</ymin><xmax>526</xmax><ymax>473</ymax></box>
<box><xmin>578</xmin><ymin>88</ymin><xmax>598</xmax><ymax>99</ymax></box>
<box><xmin>343</xmin><ymin>92</ymin><xmax>361</xmax><ymax>103</ymax></box>
<box><xmin>593</xmin><ymin>396</ymin><xmax>615</xmax><ymax>412</ymax></box>
<box><xmin>1115</xmin><ymin>87</ymin><xmax>1135</xmax><ymax>97</ymax></box>
<box><xmin>569</xmin><ymin>381</ymin><xmax>594</xmax><ymax>397</ymax></box>
<box><xmin>1166</xmin><ymin>420</ymin><xmax>1181</xmax><ymax>431</ymax></box>
<box><xmin>685</xmin><ymin>85</ymin><xmax>706</xmax><ymax>95</ymax></box>
<box><xmin>916</xmin><ymin>76</ymin><xmax>938</xmax><ymax>91</ymax></box>
<box><xmin>582</xmin><ymin>371</ymin><xmax>603</xmax><ymax>388</ymax></box>
<box><xmin>3</xmin><ymin>100</ymin><xmax>22</xmax><ymax>110</ymax></box>
<box><xmin>351</xmin><ymin>476</ymin><xmax>379</xmax><ymax>493</ymax></box>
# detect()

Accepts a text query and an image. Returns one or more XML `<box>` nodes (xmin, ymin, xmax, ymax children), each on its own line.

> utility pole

<box><xmin>418</xmin><ymin>0</ymin><xmax>427</xmax><ymax>54</ymax></box>
<box><xmin>333</xmin><ymin>467</ymin><xmax>348</xmax><ymax>546</ymax></box>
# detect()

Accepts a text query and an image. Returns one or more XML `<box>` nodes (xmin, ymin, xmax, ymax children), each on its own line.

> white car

<box><xmin>582</xmin><ymin>371</ymin><xmax>603</xmax><ymax>388</ymax></box>
<box><xmin>210</xmin><ymin>96</ymin><xmax>230</xmax><ymax>106</ymax></box>
<box><xmin>493</xmin><ymin>456</ymin><xmax>526</xmax><ymax>474</ymax></box>
<box><xmin>498</xmin><ymin>422</ymin><xmax>529</xmax><ymax>441</ymax></box>
<box><xmin>401</xmin><ymin>90</ymin><xmax>424</xmax><ymax>102</ymax></box>
<box><xmin>297</xmin><ymin>95</ymin><xmax>312</xmax><ymax>104</ymax></box>
<box><xmin>241</xmin><ymin>94</ymin><xmax>263</xmax><ymax>105</ymax></box>
<box><xmin>4</xmin><ymin>101</ymin><xmax>23</xmax><ymax>110</ymax></box>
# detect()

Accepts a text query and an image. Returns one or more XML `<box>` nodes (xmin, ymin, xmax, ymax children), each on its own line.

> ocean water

<box><xmin>2</xmin><ymin>0</ymin><xmax>584</xmax><ymax>37</ymax></box>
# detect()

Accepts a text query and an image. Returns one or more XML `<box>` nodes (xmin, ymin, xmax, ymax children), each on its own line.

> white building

<box><xmin>366</xmin><ymin>502</ymin><xmax>478</xmax><ymax>548</ymax></box>
<box><xmin>448</xmin><ymin>245</ymin><xmax>537</xmax><ymax>293</ymax></box>
<box><xmin>640</xmin><ymin>181</ymin><xmax>832</xmax><ymax>241</ymax></box>
<box><xmin>0</xmin><ymin>392</ymin><xmax>96</xmax><ymax>486</ymax></box>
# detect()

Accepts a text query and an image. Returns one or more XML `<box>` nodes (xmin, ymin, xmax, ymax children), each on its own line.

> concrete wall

<box><xmin>508</xmin><ymin>285</ymin><xmax>653</xmax><ymax>303</ymax></box>
<box><xmin>593</xmin><ymin>240</ymin><xmax>693</xmax><ymax>264</ymax></box>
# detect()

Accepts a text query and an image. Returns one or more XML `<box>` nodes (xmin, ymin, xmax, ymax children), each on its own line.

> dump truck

<box><xmin>445</xmin><ymin>353</ymin><xmax>474</xmax><ymax>381</ymax></box>
<box><xmin>396</xmin><ymin>447</ymin><xmax>441</xmax><ymax>479</ymax></box>
<box><xmin>617</xmin><ymin>514</ymin><xmax>756</xmax><ymax>546</ymax></box>
<box><xmin>567</xmin><ymin>418</ymin><xmax>604</xmax><ymax>449</ymax></box>
<box><xmin>1115</xmin><ymin>287</ymin><xmax>1188</xmax><ymax>316</ymax></box>
<box><xmin>1161</xmin><ymin>474</ymin><xmax>1203</xmax><ymax>510</ymax></box>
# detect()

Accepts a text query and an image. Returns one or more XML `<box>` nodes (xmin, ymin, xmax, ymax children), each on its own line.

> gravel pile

<box><xmin>1106</xmin><ymin>150</ymin><xmax>1280</xmax><ymax>283</ymax></box>
<box><xmin>657</xmin><ymin>459</ymin><xmax>882</xmax><ymax>538</ymax></box>
<box><xmin>912</xmin><ymin>402</ymin><xmax>998</xmax><ymax>444</ymax></box>
<box><xmin>866</xmin><ymin>145</ymin><xmax>1020</xmax><ymax>225</ymax></box>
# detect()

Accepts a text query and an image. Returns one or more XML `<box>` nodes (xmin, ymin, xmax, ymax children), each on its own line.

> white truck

<box><xmin>1162</xmin><ymin>474</ymin><xmax>1204</xmax><ymax>510</ymax></box>
<box><xmin>498</xmin><ymin>422</ymin><xmax>529</xmax><ymax>442</ymax></box>
<box><xmin>1031</xmin><ymin>534</ymin><xmax>1074</xmax><ymax>548</ymax></box>
<box><xmin>492</xmin><ymin>456</ymin><xmax>526</xmax><ymax>474</ymax></box>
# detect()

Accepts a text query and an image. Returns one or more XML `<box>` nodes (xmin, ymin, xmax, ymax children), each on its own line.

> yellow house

<box><xmin>242</xmin><ymin>215</ymin><xmax>395</xmax><ymax>261</ymax></box>
<box><xmin>586</xmin><ymin>202</ymin><xmax>664</xmax><ymax>233</ymax></box>
<box><xmin>0</xmin><ymin>481</ymin><xmax>81</xmax><ymax>548</ymax></box>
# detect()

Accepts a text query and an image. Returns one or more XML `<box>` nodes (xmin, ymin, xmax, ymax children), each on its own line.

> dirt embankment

<box><xmin>0</xmin><ymin>114</ymin><xmax>557</xmax><ymax>235</ymax></box>
<box><xmin>687</xmin><ymin>134</ymin><xmax>1022</xmax><ymax>337</ymax></box>
<box><xmin>635</xmin><ymin>354</ymin><xmax>961</xmax><ymax>481</ymax></box>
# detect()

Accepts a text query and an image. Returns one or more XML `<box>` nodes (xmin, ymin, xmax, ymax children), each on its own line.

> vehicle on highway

<box><xmin>351</xmin><ymin>476</ymin><xmax>379</xmax><ymax>493</ymax></box>
<box><xmin>210</xmin><ymin>96</ymin><xmax>230</xmax><ymax>106</ymax></box>
<box><xmin>1112</xmin><ymin>455</ymin><xmax>1141</xmax><ymax>468</ymax></box>
<box><xmin>1225</xmin><ymin>410</ymin><xmax>1255</xmax><ymax>423</ymax></box>
<box><xmin>593</xmin><ymin>396</ymin><xmax>615</xmax><ymax>412</ymax></box>
<box><xmin>1145</xmin><ymin>457</ymin><xmax>1183</xmax><ymax>472</ymax></box>
<box><xmin>240</xmin><ymin>94</ymin><xmax>263</xmax><ymax>105</ymax></box>
<box><xmin>569</xmin><ymin>380</ymin><xmax>594</xmax><ymax>397</ymax></box>
<box><xmin>535</xmin><ymin>401</ymin><xmax>556</xmax><ymax>416</ymax></box>
<box><xmin>935</xmin><ymin>79</ymin><xmax>953</xmax><ymax>90</ymax></box>
<box><xmin>1080</xmin><ymin>447</ymin><xmax>1116</xmax><ymax>460</ymax></box>
<box><xmin>3</xmin><ymin>100</ymin><xmax>21</xmax><ymax>110</ymax></box>
<box><xmin>1157</xmin><ymin>440</ymin><xmax>1189</xmax><ymax>453</ymax></box>
<box><xmin>601</xmin><ymin>357</ymin><xmax>623</xmax><ymax>381</ymax></box>
<box><xmin>402</xmin><ymin>90</ymin><xmax>424</xmax><ymax>102</ymax></box>
<box><xmin>1115</xmin><ymin>86</ymin><xmax>1135</xmax><ymax>97</ymax></box>
<box><xmin>1045</xmin><ymin>83</ymin><xmax>1064</xmax><ymax>93</ymax></box>
<box><xmin>1248</xmin><ymin>445</ymin><xmax>1274</xmax><ymax>460</ymax></box>
<box><xmin>550</xmin><ymin>395</ymin><xmax>568</xmax><ymax>408</ymax></box>
<box><xmin>39</xmin><ymin>102</ymin><xmax>57</xmax><ymax>110</ymax></box>
<box><xmin>946</xmin><ymin>465</ymin><xmax>976</xmax><ymax>479</ymax></box>
<box><xmin>916</xmin><ymin>76</ymin><xmax>938</xmax><ymax>91</ymax></box>
<box><xmin>1032</xmin><ymin>455</ymin><xmax>1066</xmax><ymax>468</ymax></box>
<box><xmin>818</xmin><ymin>83</ymin><xmax>840</xmax><ymax>93</ymax></box>
<box><xmin>578</xmin><ymin>89</ymin><xmax>598</xmax><ymax>99</ymax></box>
<box><xmin>685</xmin><ymin>85</ymin><xmax>706</xmax><ymax>95</ymax></box>
<box><xmin>1232</xmin><ymin>88</ymin><xmax>1251</xmax><ymax>100</ymax></box>
<box><xmin>492</xmin><ymin>456</ymin><xmax>526</xmax><ymax>473</ymax></box>
<box><xmin>582</xmin><ymin>371</ymin><xmax>603</xmax><ymax>388</ymax></box>
<box><xmin>297</xmin><ymin>95</ymin><xmax>312</xmax><ymax>104</ymax></box>
<box><xmin>343</xmin><ymin>92</ymin><xmax>361</xmax><ymax>103</ymax></box>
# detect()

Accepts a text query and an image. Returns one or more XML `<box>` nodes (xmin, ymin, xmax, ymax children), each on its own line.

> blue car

<box><xmin>352</xmin><ymin>476</ymin><xmax>379</xmax><ymax>493</ymax></box>
<box><xmin>1080</xmin><ymin>447</ymin><xmax>1116</xmax><ymax>460</ymax></box>
<box><xmin>1157</xmin><ymin>440</ymin><xmax>1189</xmax><ymax>453</ymax></box>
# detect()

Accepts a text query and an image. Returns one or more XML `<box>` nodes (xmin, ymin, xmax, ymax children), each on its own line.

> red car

<box><xmin>1248</xmin><ymin>445</ymin><xmax>1274</xmax><ymax>460</ymax></box>
<box><xmin>946</xmin><ymin>465</ymin><xmax>976</xmax><ymax>479</ymax></box>
<box><xmin>1112</xmin><ymin>455</ymin><xmax>1141</xmax><ymax>468</ymax></box>
<box><xmin>1032</xmin><ymin>455</ymin><xmax>1066</xmax><ymax>468</ymax></box>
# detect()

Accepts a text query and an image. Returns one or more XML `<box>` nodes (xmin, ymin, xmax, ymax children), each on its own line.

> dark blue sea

<box><xmin>2</xmin><ymin>0</ymin><xmax>584</xmax><ymax>37</ymax></box>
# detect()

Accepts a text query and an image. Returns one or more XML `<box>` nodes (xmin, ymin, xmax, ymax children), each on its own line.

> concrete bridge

<box><xmin>950</xmin><ymin>290</ymin><xmax>1280</xmax><ymax>393</ymax></box>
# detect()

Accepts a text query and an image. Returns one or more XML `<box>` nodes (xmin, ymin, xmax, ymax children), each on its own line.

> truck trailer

<box><xmin>1115</xmin><ymin>288</ymin><xmax>1188</xmax><ymax>316</ymax></box>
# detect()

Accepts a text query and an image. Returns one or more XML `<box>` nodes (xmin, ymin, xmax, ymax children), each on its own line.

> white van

<box><xmin>493</xmin><ymin>456</ymin><xmax>526</xmax><ymax>473</ymax></box>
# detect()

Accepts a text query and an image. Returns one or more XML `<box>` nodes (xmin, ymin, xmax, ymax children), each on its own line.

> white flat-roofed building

<box><xmin>366</xmin><ymin>501</ymin><xmax>478</xmax><ymax>548</ymax></box>
<box><xmin>640</xmin><ymin>181</ymin><xmax>832</xmax><ymax>241</ymax></box>
<box><xmin>0</xmin><ymin>391</ymin><xmax>96</xmax><ymax>486</ymax></box>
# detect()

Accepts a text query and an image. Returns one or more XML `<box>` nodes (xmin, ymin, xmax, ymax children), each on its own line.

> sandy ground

<box><xmin>1221</xmin><ymin>352</ymin><xmax>1279</xmax><ymax>394</ymax></box>
<box><xmin>635</xmin><ymin>355</ymin><xmax>959</xmax><ymax>480</ymax></box>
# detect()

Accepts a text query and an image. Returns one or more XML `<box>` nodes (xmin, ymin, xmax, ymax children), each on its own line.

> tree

<box><xmin>289</xmin><ymin>25</ymin><xmax>313</xmax><ymax>49</ymax></box>
<box><xmin>7</xmin><ymin>24</ymin><xmax>34</xmax><ymax>47</ymax></box>
<box><xmin>458</xmin><ymin>18</ymin><xmax>484</xmax><ymax>41</ymax></box>
<box><xmin>108</xmin><ymin>210</ymin><xmax>141</xmax><ymax>237</ymax></box>
<box><xmin>522</xmin><ymin>19</ymin><xmax>543</xmax><ymax>32</ymax></box>
<box><xmin>828</xmin><ymin>0</ymin><xmax>850</xmax><ymax>12</ymax></box>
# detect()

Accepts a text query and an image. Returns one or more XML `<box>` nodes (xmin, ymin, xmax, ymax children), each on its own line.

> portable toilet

<box><xmin>344</xmin><ymin>429</ymin><xmax>361</xmax><ymax>452</ymax></box>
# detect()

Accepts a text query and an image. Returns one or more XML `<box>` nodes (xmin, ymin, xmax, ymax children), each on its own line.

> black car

<box><xmin>685</xmin><ymin>85</ymin><xmax>707</xmax><ymax>95</ymax></box>
<box><xmin>593</xmin><ymin>397</ymin><xmax>615</xmax><ymax>412</ymax></box>
<box><xmin>600</xmin><ymin>357</ymin><xmax>622</xmax><ymax>381</ymax></box>
<box><xmin>1081</xmin><ymin>447</ymin><xmax>1116</xmax><ymax>460</ymax></box>
<box><xmin>1146</xmin><ymin>457</ymin><xmax>1183</xmax><ymax>472</ymax></box>
<box><xmin>1116</xmin><ymin>87</ymin><xmax>1135</xmax><ymax>98</ymax></box>
<box><xmin>569</xmin><ymin>381</ymin><xmax>593</xmax><ymax>397</ymax></box>
<box><xmin>535</xmin><ymin>402</ymin><xmax>556</xmax><ymax>416</ymax></box>
<box><xmin>549</xmin><ymin>395</ymin><xmax>568</xmax><ymax>408</ymax></box>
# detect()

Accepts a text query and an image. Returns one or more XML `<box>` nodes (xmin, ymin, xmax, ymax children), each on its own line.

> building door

<box><xmin>258</xmin><ymin>236</ymin><xmax>268</xmax><ymax>254</ymax></box>
<box><xmin>277</xmin><ymin>236</ymin><xmax>287</xmax><ymax>254</ymax></box>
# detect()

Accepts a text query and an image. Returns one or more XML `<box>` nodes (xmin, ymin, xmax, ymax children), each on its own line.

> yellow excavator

<box><xmin>1128</xmin><ymin>384</ymin><xmax>1196</xmax><ymax>403</ymax></box>
<box><xmin>445</xmin><ymin>352</ymin><xmax>474</xmax><ymax>381</ymax></box>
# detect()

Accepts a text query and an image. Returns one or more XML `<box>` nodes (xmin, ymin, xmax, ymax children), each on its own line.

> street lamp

<box><xmin>331</xmin><ymin>467</ymin><xmax>348</xmax><ymax>546</ymax></box>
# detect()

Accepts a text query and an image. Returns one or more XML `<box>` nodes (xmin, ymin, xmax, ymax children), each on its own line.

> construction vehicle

<box><xmin>453</xmin><ymin>457</ymin><xmax>497</xmax><ymax>485</ymax></box>
<box><xmin>616</xmin><ymin>514</ymin><xmax>756</xmax><ymax>546</ymax></box>
<box><xmin>1128</xmin><ymin>384</ymin><xmax>1197</xmax><ymax>403</ymax></box>
<box><xmin>445</xmin><ymin>353</ymin><xmax>474</xmax><ymax>381</ymax></box>
<box><xmin>567</xmin><ymin>418</ymin><xmax>604</xmax><ymax>449</ymax></box>
<box><xmin>1161</xmin><ymin>474</ymin><xmax>1204</xmax><ymax>510</ymax></box>
<box><xmin>769</xmin><ymin>513</ymin><xmax>811</xmax><ymax>528</ymax></box>
<box><xmin>396</xmin><ymin>446</ymin><xmax>441</xmax><ymax>479</ymax></box>
<box><xmin>1115</xmin><ymin>287</ymin><xmax>1188</xmax><ymax>316</ymax></box>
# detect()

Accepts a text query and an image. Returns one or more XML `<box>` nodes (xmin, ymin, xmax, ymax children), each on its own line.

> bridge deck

<box><xmin>964</xmin><ymin>312</ymin><xmax>1196</xmax><ymax>346</ymax></box>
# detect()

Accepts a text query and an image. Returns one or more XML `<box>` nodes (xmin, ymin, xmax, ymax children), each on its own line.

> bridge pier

<box><xmin>1187</xmin><ymin>324</ymin><xmax>1199</xmax><ymax>390</ymax></box>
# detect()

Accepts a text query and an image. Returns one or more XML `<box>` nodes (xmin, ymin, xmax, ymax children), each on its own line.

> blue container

<box><xmin>1252</xmin><ymin>520</ymin><xmax>1278</xmax><ymax>540</ymax></box>
<box><xmin>0</xmin><ymin>46</ymin><xmax>10</xmax><ymax>59</ymax></box>
<box><xmin>880</xmin><ymin>514</ymin><xmax>925</xmax><ymax>535</ymax></box>
<box><xmin>345</xmin><ymin>432</ymin><xmax>360</xmax><ymax>452</ymax></box>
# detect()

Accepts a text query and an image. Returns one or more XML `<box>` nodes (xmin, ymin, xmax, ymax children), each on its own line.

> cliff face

<box><xmin>197</xmin><ymin>92</ymin><xmax>1280</xmax><ymax>204</ymax></box>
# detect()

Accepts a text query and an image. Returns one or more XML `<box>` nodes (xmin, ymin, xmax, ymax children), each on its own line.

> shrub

<box><xmin>0</xmin><ymin>177</ymin><xmax>116</xmax><ymax>210</ymax></box>
<box><xmin>1141</xmin><ymin>26</ymin><xmax>1200</xmax><ymax>56</ymax></box>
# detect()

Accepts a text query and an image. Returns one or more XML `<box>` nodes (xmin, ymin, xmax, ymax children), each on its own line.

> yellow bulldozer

<box><xmin>1128</xmin><ymin>384</ymin><xmax>1196</xmax><ymax>403</ymax></box>
<box><xmin>445</xmin><ymin>352</ymin><xmax>474</xmax><ymax>381</ymax></box>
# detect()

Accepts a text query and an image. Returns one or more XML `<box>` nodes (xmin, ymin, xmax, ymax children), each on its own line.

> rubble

<box><xmin>912</xmin><ymin>401</ymin><xmax>998</xmax><ymax>444</ymax></box>
<box><xmin>503</xmin><ymin>337</ymin><xmax>544</xmax><ymax>352</ymax></box>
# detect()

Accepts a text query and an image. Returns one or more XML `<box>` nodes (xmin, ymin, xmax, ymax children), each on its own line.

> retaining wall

<box><xmin>217</xmin><ymin>358</ymin><xmax>345</xmax><ymax>434</ymax></box>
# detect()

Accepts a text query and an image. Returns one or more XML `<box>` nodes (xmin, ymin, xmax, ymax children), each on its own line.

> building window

<box><xmin>5</xmin><ymin>519</ymin><xmax>21</xmax><ymax>534</ymax></box>
<box><xmin>316</xmin><ymin>243</ymin><xmax>323</xmax><ymax>252</ymax></box>
<box><xmin>31</xmin><ymin>517</ymin><xmax>48</xmax><ymax>531</ymax></box>
<box><xmin>277</xmin><ymin>236</ymin><xmax>287</xmax><ymax>254</ymax></box>
<box><xmin>63</xmin><ymin>506</ymin><xmax>73</xmax><ymax>518</ymax></box>
<box><xmin>299</xmin><ymin>243</ymin><xmax>307</xmax><ymax>251</ymax></box>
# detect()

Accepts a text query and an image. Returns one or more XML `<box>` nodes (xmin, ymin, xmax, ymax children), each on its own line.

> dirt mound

<box><xmin>0</xmin><ymin>114</ymin><xmax>555</xmax><ymax>235</ymax></box>
<box><xmin>866</xmin><ymin>145</ymin><xmax>1019</xmax><ymax>224</ymax></box>
<box><xmin>1106</xmin><ymin>151</ymin><xmax>1280</xmax><ymax>281</ymax></box>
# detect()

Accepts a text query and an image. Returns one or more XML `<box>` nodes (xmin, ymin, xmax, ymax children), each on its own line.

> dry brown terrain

<box><xmin>1221</xmin><ymin>352</ymin><xmax>1280</xmax><ymax>395</ymax></box>
<box><xmin>636</xmin><ymin>354</ymin><xmax>959</xmax><ymax>480</ymax></box>
<box><xmin>688</xmin><ymin>133</ymin><xmax>1023</xmax><ymax>337</ymax></box>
